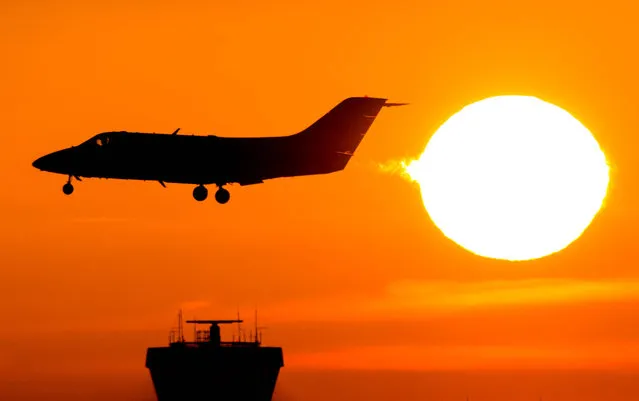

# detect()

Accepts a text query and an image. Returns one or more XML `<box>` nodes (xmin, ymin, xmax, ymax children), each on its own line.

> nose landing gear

<box><xmin>62</xmin><ymin>182</ymin><xmax>74</xmax><ymax>195</ymax></box>
<box><xmin>62</xmin><ymin>176</ymin><xmax>74</xmax><ymax>195</ymax></box>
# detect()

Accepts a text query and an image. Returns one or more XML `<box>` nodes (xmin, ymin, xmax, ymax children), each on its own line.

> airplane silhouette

<box><xmin>32</xmin><ymin>97</ymin><xmax>406</xmax><ymax>204</ymax></box>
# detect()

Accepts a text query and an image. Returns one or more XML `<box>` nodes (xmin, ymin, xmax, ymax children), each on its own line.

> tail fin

<box><xmin>296</xmin><ymin>97</ymin><xmax>390</xmax><ymax>171</ymax></box>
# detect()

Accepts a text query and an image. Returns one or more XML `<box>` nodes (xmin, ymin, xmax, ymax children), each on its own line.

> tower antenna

<box><xmin>178</xmin><ymin>309</ymin><xmax>184</xmax><ymax>342</ymax></box>
<box><xmin>237</xmin><ymin>307</ymin><xmax>243</xmax><ymax>342</ymax></box>
<box><xmin>254</xmin><ymin>308</ymin><xmax>258</xmax><ymax>343</ymax></box>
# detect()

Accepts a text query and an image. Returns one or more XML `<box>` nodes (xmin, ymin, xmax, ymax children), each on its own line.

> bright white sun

<box><xmin>406</xmin><ymin>96</ymin><xmax>609</xmax><ymax>261</ymax></box>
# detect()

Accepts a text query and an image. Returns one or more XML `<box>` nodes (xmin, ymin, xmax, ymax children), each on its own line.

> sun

<box><xmin>405</xmin><ymin>96</ymin><xmax>610</xmax><ymax>261</ymax></box>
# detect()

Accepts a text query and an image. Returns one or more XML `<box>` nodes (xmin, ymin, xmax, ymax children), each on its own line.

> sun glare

<box><xmin>406</xmin><ymin>96</ymin><xmax>610</xmax><ymax>261</ymax></box>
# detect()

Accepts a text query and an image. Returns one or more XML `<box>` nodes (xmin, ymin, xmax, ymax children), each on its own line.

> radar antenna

<box><xmin>185</xmin><ymin>319</ymin><xmax>243</xmax><ymax>345</ymax></box>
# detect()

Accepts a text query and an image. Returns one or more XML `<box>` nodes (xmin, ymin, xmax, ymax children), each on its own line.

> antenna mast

<box><xmin>254</xmin><ymin>309</ymin><xmax>258</xmax><ymax>343</ymax></box>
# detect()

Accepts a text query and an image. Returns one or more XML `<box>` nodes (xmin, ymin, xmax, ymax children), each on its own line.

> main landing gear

<box><xmin>193</xmin><ymin>185</ymin><xmax>208</xmax><ymax>201</ymax></box>
<box><xmin>193</xmin><ymin>185</ymin><xmax>231</xmax><ymax>204</ymax></box>
<box><xmin>215</xmin><ymin>187</ymin><xmax>230</xmax><ymax>204</ymax></box>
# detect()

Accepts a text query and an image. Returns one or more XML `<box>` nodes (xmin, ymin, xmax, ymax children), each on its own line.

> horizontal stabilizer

<box><xmin>383</xmin><ymin>102</ymin><xmax>409</xmax><ymax>107</ymax></box>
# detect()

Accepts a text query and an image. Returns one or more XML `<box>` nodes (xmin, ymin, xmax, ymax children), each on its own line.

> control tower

<box><xmin>145</xmin><ymin>314</ymin><xmax>284</xmax><ymax>401</ymax></box>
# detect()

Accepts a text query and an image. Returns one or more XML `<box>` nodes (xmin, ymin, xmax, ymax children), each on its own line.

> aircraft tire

<box><xmin>193</xmin><ymin>185</ymin><xmax>208</xmax><ymax>201</ymax></box>
<box><xmin>215</xmin><ymin>188</ymin><xmax>230</xmax><ymax>204</ymax></box>
<box><xmin>62</xmin><ymin>182</ymin><xmax>74</xmax><ymax>195</ymax></box>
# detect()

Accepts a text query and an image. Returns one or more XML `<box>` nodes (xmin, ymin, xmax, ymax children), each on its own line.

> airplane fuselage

<box><xmin>32</xmin><ymin>97</ymin><xmax>403</xmax><ymax>203</ymax></box>
<box><xmin>46</xmin><ymin>132</ymin><xmax>349</xmax><ymax>186</ymax></box>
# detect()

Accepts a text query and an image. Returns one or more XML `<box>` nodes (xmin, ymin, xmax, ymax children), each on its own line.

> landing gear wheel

<box><xmin>62</xmin><ymin>182</ymin><xmax>74</xmax><ymax>195</ymax></box>
<box><xmin>193</xmin><ymin>185</ymin><xmax>208</xmax><ymax>201</ymax></box>
<box><xmin>215</xmin><ymin>187</ymin><xmax>230</xmax><ymax>204</ymax></box>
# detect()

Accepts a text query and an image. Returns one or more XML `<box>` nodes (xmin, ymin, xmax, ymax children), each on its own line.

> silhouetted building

<box><xmin>146</xmin><ymin>313</ymin><xmax>283</xmax><ymax>401</ymax></box>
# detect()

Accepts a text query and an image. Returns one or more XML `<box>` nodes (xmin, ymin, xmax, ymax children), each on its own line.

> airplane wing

<box><xmin>238</xmin><ymin>179</ymin><xmax>265</xmax><ymax>186</ymax></box>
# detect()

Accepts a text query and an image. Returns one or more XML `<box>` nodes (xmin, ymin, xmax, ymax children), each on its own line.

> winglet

<box><xmin>172</xmin><ymin>128</ymin><xmax>180</xmax><ymax>135</ymax></box>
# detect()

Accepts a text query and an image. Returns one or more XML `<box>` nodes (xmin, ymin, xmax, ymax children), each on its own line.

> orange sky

<box><xmin>2</xmin><ymin>0</ymin><xmax>639</xmax><ymax>400</ymax></box>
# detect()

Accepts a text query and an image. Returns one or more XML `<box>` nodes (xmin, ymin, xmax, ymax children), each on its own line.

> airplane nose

<box><xmin>32</xmin><ymin>155</ymin><xmax>48</xmax><ymax>170</ymax></box>
<box><xmin>32</xmin><ymin>150</ymin><xmax>69</xmax><ymax>173</ymax></box>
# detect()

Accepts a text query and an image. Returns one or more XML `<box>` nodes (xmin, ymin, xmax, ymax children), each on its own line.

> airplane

<box><xmin>32</xmin><ymin>96</ymin><xmax>407</xmax><ymax>204</ymax></box>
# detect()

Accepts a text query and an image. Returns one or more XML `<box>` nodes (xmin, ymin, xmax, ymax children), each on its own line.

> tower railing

<box><xmin>168</xmin><ymin>313</ymin><xmax>262</xmax><ymax>347</ymax></box>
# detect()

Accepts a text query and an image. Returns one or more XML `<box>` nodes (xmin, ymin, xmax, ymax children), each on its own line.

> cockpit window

<box><xmin>95</xmin><ymin>135</ymin><xmax>111</xmax><ymax>147</ymax></box>
<box><xmin>80</xmin><ymin>132</ymin><xmax>117</xmax><ymax>148</ymax></box>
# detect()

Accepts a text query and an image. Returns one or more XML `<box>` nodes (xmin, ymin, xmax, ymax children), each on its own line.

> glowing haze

<box><xmin>404</xmin><ymin>96</ymin><xmax>610</xmax><ymax>261</ymax></box>
<box><xmin>3</xmin><ymin>1</ymin><xmax>639</xmax><ymax>400</ymax></box>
